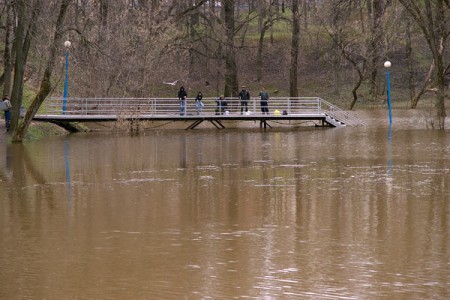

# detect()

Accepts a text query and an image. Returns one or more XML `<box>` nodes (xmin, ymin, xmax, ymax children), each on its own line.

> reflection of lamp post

<box><xmin>63</xmin><ymin>40</ymin><xmax>71</xmax><ymax>113</ymax></box>
<box><xmin>384</xmin><ymin>61</ymin><xmax>392</xmax><ymax>125</ymax></box>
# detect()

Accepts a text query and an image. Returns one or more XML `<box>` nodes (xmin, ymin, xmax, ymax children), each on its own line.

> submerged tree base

<box><xmin>50</xmin><ymin>121</ymin><xmax>91</xmax><ymax>133</ymax></box>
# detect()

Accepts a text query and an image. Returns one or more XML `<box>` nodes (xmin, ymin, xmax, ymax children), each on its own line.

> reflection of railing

<box><xmin>43</xmin><ymin>97</ymin><xmax>365</xmax><ymax>126</ymax></box>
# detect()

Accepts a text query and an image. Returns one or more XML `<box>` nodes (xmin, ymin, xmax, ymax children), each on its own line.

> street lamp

<box><xmin>63</xmin><ymin>40</ymin><xmax>71</xmax><ymax>113</ymax></box>
<box><xmin>384</xmin><ymin>60</ymin><xmax>392</xmax><ymax>125</ymax></box>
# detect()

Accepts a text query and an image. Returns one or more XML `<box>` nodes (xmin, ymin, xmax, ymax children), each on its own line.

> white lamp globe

<box><xmin>64</xmin><ymin>40</ymin><xmax>71</xmax><ymax>48</ymax></box>
<box><xmin>384</xmin><ymin>61</ymin><xmax>391</xmax><ymax>68</ymax></box>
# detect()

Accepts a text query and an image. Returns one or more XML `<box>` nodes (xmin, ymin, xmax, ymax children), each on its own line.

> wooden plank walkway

<box><xmin>33</xmin><ymin>97</ymin><xmax>366</xmax><ymax>129</ymax></box>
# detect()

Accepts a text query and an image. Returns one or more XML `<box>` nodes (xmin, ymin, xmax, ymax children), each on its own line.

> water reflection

<box><xmin>64</xmin><ymin>138</ymin><xmax>73</xmax><ymax>217</ymax></box>
<box><xmin>388</xmin><ymin>124</ymin><xmax>393</xmax><ymax>176</ymax></box>
<box><xmin>0</xmin><ymin>143</ymin><xmax>12</xmax><ymax>181</ymax></box>
<box><xmin>0</xmin><ymin>128</ymin><xmax>449</xmax><ymax>299</ymax></box>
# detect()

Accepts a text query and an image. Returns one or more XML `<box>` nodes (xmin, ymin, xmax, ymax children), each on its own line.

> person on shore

<box><xmin>195</xmin><ymin>92</ymin><xmax>204</xmax><ymax>115</ymax></box>
<box><xmin>177</xmin><ymin>86</ymin><xmax>187</xmax><ymax>116</ymax></box>
<box><xmin>215</xmin><ymin>95</ymin><xmax>227</xmax><ymax>115</ymax></box>
<box><xmin>1</xmin><ymin>95</ymin><xmax>12</xmax><ymax>132</ymax></box>
<box><xmin>239</xmin><ymin>86</ymin><xmax>250</xmax><ymax>114</ymax></box>
<box><xmin>259</xmin><ymin>87</ymin><xmax>269</xmax><ymax>115</ymax></box>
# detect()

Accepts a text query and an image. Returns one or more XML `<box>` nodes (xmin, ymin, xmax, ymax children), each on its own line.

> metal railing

<box><xmin>43</xmin><ymin>97</ymin><xmax>365</xmax><ymax>126</ymax></box>
<box><xmin>319</xmin><ymin>98</ymin><xmax>367</xmax><ymax>126</ymax></box>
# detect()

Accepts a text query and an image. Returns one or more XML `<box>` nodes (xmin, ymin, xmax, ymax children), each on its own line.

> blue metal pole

<box><xmin>386</xmin><ymin>69</ymin><xmax>392</xmax><ymax>125</ymax></box>
<box><xmin>63</xmin><ymin>50</ymin><xmax>69</xmax><ymax>113</ymax></box>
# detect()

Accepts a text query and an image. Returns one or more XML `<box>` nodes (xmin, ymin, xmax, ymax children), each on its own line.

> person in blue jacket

<box><xmin>195</xmin><ymin>92</ymin><xmax>204</xmax><ymax>115</ymax></box>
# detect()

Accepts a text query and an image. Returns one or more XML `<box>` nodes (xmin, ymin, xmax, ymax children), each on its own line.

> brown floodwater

<box><xmin>0</xmin><ymin>114</ymin><xmax>449</xmax><ymax>299</ymax></box>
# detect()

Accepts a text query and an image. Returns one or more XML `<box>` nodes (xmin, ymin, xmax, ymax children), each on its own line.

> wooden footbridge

<box><xmin>33</xmin><ymin>97</ymin><xmax>366</xmax><ymax>130</ymax></box>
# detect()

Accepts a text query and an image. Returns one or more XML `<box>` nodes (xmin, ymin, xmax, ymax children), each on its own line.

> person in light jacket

<box><xmin>1</xmin><ymin>95</ymin><xmax>11</xmax><ymax>132</ymax></box>
<box><xmin>195</xmin><ymin>92</ymin><xmax>204</xmax><ymax>115</ymax></box>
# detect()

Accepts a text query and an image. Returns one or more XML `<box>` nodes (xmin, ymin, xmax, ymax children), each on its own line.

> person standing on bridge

<box><xmin>215</xmin><ymin>95</ymin><xmax>227</xmax><ymax>115</ymax></box>
<box><xmin>178</xmin><ymin>86</ymin><xmax>187</xmax><ymax>116</ymax></box>
<box><xmin>239</xmin><ymin>86</ymin><xmax>250</xmax><ymax>114</ymax></box>
<box><xmin>195</xmin><ymin>92</ymin><xmax>204</xmax><ymax>115</ymax></box>
<box><xmin>259</xmin><ymin>87</ymin><xmax>269</xmax><ymax>115</ymax></box>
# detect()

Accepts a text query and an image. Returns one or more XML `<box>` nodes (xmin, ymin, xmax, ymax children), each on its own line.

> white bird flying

<box><xmin>163</xmin><ymin>80</ymin><xmax>179</xmax><ymax>86</ymax></box>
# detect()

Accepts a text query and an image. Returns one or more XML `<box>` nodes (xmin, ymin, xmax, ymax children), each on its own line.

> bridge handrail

<box><xmin>44</xmin><ymin>97</ymin><xmax>365</xmax><ymax>126</ymax></box>
<box><xmin>318</xmin><ymin>98</ymin><xmax>367</xmax><ymax>126</ymax></box>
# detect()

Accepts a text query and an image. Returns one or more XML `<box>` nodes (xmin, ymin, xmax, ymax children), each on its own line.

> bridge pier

<box><xmin>185</xmin><ymin>119</ymin><xmax>226</xmax><ymax>130</ymax></box>
<box><xmin>259</xmin><ymin>120</ymin><xmax>272</xmax><ymax>129</ymax></box>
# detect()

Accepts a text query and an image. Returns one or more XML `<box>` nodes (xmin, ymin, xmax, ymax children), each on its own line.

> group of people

<box><xmin>177</xmin><ymin>85</ymin><xmax>270</xmax><ymax>116</ymax></box>
<box><xmin>177</xmin><ymin>87</ymin><xmax>207</xmax><ymax>116</ymax></box>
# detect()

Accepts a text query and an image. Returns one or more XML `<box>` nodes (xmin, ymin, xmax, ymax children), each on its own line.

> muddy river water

<box><xmin>0</xmin><ymin>111</ymin><xmax>449</xmax><ymax>299</ymax></box>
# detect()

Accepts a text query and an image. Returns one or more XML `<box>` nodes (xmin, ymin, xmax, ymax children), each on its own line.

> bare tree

<box><xmin>399</xmin><ymin>0</ymin><xmax>450</xmax><ymax>129</ymax></box>
<box><xmin>318</xmin><ymin>1</ymin><xmax>368</xmax><ymax>109</ymax></box>
<box><xmin>13</xmin><ymin>0</ymin><xmax>71</xmax><ymax>142</ymax></box>
<box><xmin>256</xmin><ymin>1</ymin><xmax>284</xmax><ymax>83</ymax></box>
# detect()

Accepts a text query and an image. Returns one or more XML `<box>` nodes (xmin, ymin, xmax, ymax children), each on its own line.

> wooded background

<box><xmin>1</xmin><ymin>0</ymin><xmax>449</xmax><ymax>141</ymax></box>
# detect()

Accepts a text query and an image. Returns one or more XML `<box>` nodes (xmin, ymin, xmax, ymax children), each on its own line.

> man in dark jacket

<box><xmin>215</xmin><ymin>95</ymin><xmax>227</xmax><ymax>115</ymax></box>
<box><xmin>177</xmin><ymin>86</ymin><xmax>187</xmax><ymax>116</ymax></box>
<box><xmin>259</xmin><ymin>87</ymin><xmax>269</xmax><ymax>114</ymax></box>
<box><xmin>238</xmin><ymin>86</ymin><xmax>250</xmax><ymax>114</ymax></box>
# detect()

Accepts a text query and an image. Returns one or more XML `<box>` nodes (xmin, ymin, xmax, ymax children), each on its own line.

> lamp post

<box><xmin>384</xmin><ymin>61</ymin><xmax>392</xmax><ymax>125</ymax></box>
<box><xmin>63</xmin><ymin>40</ymin><xmax>71</xmax><ymax>113</ymax></box>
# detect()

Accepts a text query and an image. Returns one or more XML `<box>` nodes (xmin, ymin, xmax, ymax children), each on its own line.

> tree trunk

<box><xmin>13</xmin><ymin>0</ymin><xmax>72</xmax><ymax>142</ymax></box>
<box><xmin>2</xmin><ymin>0</ymin><xmax>15</xmax><ymax>97</ymax></box>
<box><xmin>257</xmin><ymin>17</ymin><xmax>274</xmax><ymax>83</ymax></box>
<box><xmin>367</xmin><ymin>0</ymin><xmax>385</xmax><ymax>101</ymax></box>
<box><xmin>258</xmin><ymin>0</ymin><xmax>266</xmax><ymax>33</ymax></box>
<box><xmin>331</xmin><ymin>9</ymin><xmax>341</xmax><ymax>96</ymax></box>
<box><xmin>223</xmin><ymin>0</ymin><xmax>238</xmax><ymax>97</ymax></box>
<box><xmin>23</xmin><ymin>1</ymin><xmax>42</xmax><ymax>67</ymax></box>
<box><xmin>303</xmin><ymin>0</ymin><xmax>308</xmax><ymax>30</ymax></box>
<box><xmin>350</xmin><ymin>72</ymin><xmax>363</xmax><ymax>110</ymax></box>
<box><xmin>188</xmin><ymin>0</ymin><xmax>197</xmax><ymax>79</ymax></box>
<box><xmin>432</xmin><ymin>0</ymin><xmax>447</xmax><ymax>129</ymax></box>
<box><xmin>99</xmin><ymin>0</ymin><xmax>108</xmax><ymax>42</ymax></box>
<box><xmin>435</xmin><ymin>55</ymin><xmax>446</xmax><ymax>130</ymax></box>
<box><xmin>289</xmin><ymin>0</ymin><xmax>300</xmax><ymax>97</ymax></box>
<box><xmin>405</xmin><ymin>14</ymin><xmax>415</xmax><ymax>104</ymax></box>
<box><xmin>410</xmin><ymin>60</ymin><xmax>434</xmax><ymax>108</ymax></box>
<box><xmin>10</xmin><ymin>0</ymin><xmax>42</xmax><ymax>133</ymax></box>
<box><xmin>9</xmin><ymin>0</ymin><xmax>27</xmax><ymax>133</ymax></box>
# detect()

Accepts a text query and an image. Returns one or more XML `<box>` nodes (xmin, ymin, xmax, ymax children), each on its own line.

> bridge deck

<box><xmin>33</xmin><ymin>113</ymin><xmax>330</xmax><ymax>130</ymax></box>
<box><xmin>33</xmin><ymin>97</ymin><xmax>366</xmax><ymax>129</ymax></box>
<box><xmin>33</xmin><ymin>113</ymin><xmax>327</xmax><ymax>122</ymax></box>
